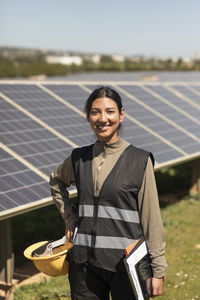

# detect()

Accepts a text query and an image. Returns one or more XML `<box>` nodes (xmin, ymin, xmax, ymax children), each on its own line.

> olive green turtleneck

<box><xmin>92</xmin><ymin>137</ymin><xmax>130</xmax><ymax>197</ymax></box>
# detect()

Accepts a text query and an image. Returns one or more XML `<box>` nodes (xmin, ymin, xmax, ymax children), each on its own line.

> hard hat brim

<box><xmin>24</xmin><ymin>241</ymin><xmax>72</xmax><ymax>260</ymax></box>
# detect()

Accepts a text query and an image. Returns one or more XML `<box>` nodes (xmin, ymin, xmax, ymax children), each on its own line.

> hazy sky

<box><xmin>1</xmin><ymin>0</ymin><xmax>200</xmax><ymax>58</ymax></box>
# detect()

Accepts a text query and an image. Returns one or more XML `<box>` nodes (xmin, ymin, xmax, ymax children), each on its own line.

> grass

<box><xmin>13</xmin><ymin>194</ymin><xmax>200</xmax><ymax>300</ymax></box>
<box><xmin>160</xmin><ymin>195</ymin><xmax>200</xmax><ymax>300</ymax></box>
<box><xmin>14</xmin><ymin>276</ymin><xmax>71</xmax><ymax>300</ymax></box>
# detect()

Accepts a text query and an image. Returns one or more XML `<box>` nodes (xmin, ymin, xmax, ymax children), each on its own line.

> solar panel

<box><xmin>0</xmin><ymin>147</ymin><xmax>50</xmax><ymax>218</ymax></box>
<box><xmin>119</xmin><ymin>118</ymin><xmax>182</xmax><ymax>163</ymax></box>
<box><xmin>115</xmin><ymin>85</ymin><xmax>200</xmax><ymax>153</ymax></box>
<box><xmin>191</xmin><ymin>85</ymin><xmax>200</xmax><ymax>93</ymax></box>
<box><xmin>0</xmin><ymin>84</ymin><xmax>92</xmax><ymax>147</ymax></box>
<box><xmin>171</xmin><ymin>85</ymin><xmax>200</xmax><ymax>106</ymax></box>
<box><xmin>145</xmin><ymin>85</ymin><xmax>200</xmax><ymax>119</ymax></box>
<box><xmin>44</xmin><ymin>84</ymin><xmax>89</xmax><ymax>111</ymax></box>
<box><xmin>0</xmin><ymin>96</ymin><xmax>73</xmax><ymax>175</ymax></box>
<box><xmin>0</xmin><ymin>81</ymin><xmax>200</xmax><ymax>219</ymax></box>
<box><xmin>86</xmin><ymin>84</ymin><xmax>200</xmax><ymax>152</ymax></box>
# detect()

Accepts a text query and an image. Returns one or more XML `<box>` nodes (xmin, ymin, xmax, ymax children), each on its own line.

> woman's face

<box><xmin>88</xmin><ymin>97</ymin><xmax>124</xmax><ymax>143</ymax></box>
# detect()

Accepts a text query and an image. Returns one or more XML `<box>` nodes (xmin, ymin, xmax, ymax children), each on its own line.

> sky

<box><xmin>1</xmin><ymin>0</ymin><xmax>200</xmax><ymax>58</ymax></box>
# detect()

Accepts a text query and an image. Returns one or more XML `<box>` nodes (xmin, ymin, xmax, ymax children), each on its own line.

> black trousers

<box><xmin>68</xmin><ymin>259</ymin><xmax>137</xmax><ymax>300</ymax></box>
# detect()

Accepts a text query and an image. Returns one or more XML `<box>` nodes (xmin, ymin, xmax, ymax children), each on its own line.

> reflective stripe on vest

<box><xmin>74</xmin><ymin>233</ymin><xmax>137</xmax><ymax>249</ymax></box>
<box><xmin>79</xmin><ymin>204</ymin><xmax>140</xmax><ymax>223</ymax></box>
<box><xmin>79</xmin><ymin>204</ymin><xmax>94</xmax><ymax>217</ymax></box>
<box><xmin>74</xmin><ymin>233</ymin><xmax>92</xmax><ymax>247</ymax></box>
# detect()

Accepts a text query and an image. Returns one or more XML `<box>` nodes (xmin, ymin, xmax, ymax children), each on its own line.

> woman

<box><xmin>50</xmin><ymin>87</ymin><xmax>167</xmax><ymax>300</ymax></box>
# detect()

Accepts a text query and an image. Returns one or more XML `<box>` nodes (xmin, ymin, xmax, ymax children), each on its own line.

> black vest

<box><xmin>71</xmin><ymin>144</ymin><xmax>154</xmax><ymax>271</ymax></box>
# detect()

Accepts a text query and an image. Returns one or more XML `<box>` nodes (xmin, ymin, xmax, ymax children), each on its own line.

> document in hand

<box><xmin>123</xmin><ymin>237</ymin><xmax>150</xmax><ymax>300</ymax></box>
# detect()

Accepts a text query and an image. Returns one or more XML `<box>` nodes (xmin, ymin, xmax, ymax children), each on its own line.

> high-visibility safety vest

<box><xmin>70</xmin><ymin>144</ymin><xmax>154</xmax><ymax>271</ymax></box>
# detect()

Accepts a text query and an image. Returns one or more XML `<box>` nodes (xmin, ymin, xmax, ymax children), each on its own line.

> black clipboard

<box><xmin>123</xmin><ymin>237</ymin><xmax>152</xmax><ymax>300</ymax></box>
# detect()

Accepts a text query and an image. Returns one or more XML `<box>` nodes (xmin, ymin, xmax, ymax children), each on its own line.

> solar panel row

<box><xmin>0</xmin><ymin>82</ymin><xmax>200</xmax><ymax>218</ymax></box>
<box><xmin>0</xmin><ymin>147</ymin><xmax>50</xmax><ymax>212</ymax></box>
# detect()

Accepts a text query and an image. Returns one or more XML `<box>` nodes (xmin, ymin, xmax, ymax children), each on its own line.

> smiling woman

<box><xmin>85</xmin><ymin>88</ymin><xmax>125</xmax><ymax>143</ymax></box>
<box><xmin>49</xmin><ymin>86</ymin><xmax>167</xmax><ymax>300</ymax></box>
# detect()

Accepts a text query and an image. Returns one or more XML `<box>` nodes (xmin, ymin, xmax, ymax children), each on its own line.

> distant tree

<box><xmin>100</xmin><ymin>55</ymin><xmax>114</xmax><ymax>63</ymax></box>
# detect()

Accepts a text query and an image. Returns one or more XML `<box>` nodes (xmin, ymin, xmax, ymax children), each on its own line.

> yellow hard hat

<box><xmin>24</xmin><ymin>241</ymin><xmax>73</xmax><ymax>277</ymax></box>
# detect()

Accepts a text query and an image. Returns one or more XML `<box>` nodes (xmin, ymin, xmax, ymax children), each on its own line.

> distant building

<box><xmin>181</xmin><ymin>56</ymin><xmax>192</xmax><ymax>64</ymax></box>
<box><xmin>180</xmin><ymin>56</ymin><xmax>193</xmax><ymax>67</ymax></box>
<box><xmin>45</xmin><ymin>55</ymin><xmax>83</xmax><ymax>65</ymax></box>
<box><xmin>111</xmin><ymin>54</ymin><xmax>125</xmax><ymax>62</ymax></box>
<box><xmin>127</xmin><ymin>55</ymin><xmax>143</xmax><ymax>62</ymax></box>
<box><xmin>90</xmin><ymin>54</ymin><xmax>101</xmax><ymax>64</ymax></box>
<box><xmin>170</xmin><ymin>57</ymin><xmax>179</xmax><ymax>63</ymax></box>
<box><xmin>82</xmin><ymin>54</ymin><xmax>101</xmax><ymax>64</ymax></box>
<box><xmin>194</xmin><ymin>51</ymin><xmax>200</xmax><ymax>61</ymax></box>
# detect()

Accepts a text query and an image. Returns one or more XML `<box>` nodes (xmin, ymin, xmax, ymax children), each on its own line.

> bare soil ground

<box><xmin>13</xmin><ymin>261</ymin><xmax>50</xmax><ymax>287</ymax></box>
<box><xmin>1</xmin><ymin>261</ymin><xmax>50</xmax><ymax>300</ymax></box>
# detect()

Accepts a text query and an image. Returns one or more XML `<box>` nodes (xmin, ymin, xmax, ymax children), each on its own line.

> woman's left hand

<box><xmin>146</xmin><ymin>277</ymin><xmax>164</xmax><ymax>297</ymax></box>
<box><xmin>65</xmin><ymin>219</ymin><xmax>78</xmax><ymax>242</ymax></box>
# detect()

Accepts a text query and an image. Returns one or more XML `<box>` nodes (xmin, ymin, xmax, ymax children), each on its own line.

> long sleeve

<box><xmin>138</xmin><ymin>157</ymin><xmax>168</xmax><ymax>278</ymax></box>
<box><xmin>49</xmin><ymin>155</ymin><xmax>78</xmax><ymax>227</ymax></box>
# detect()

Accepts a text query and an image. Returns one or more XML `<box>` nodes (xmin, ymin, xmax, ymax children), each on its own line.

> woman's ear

<box><xmin>119</xmin><ymin>107</ymin><xmax>125</xmax><ymax>123</ymax></box>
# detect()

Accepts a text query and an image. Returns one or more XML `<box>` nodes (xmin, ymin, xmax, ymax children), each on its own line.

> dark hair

<box><xmin>84</xmin><ymin>86</ymin><xmax>123</xmax><ymax>119</ymax></box>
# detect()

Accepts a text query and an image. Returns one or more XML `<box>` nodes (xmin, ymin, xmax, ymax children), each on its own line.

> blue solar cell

<box><xmin>0</xmin><ymin>158</ymin><xmax>27</xmax><ymax>173</ymax></box>
<box><xmin>0</xmin><ymin>149</ymin><xmax>51</xmax><ymax>213</ymax></box>
<box><xmin>0</xmin><ymin>178</ymin><xmax>13</xmax><ymax>192</ymax></box>
<box><xmin>30</xmin><ymin>182</ymin><xmax>50</xmax><ymax>198</ymax></box>
<box><xmin>44</xmin><ymin>84</ymin><xmax>89</xmax><ymax>111</ymax></box>
<box><xmin>191</xmin><ymin>86</ymin><xmax>200</xmax><ymax>93</ymax></box>
<box><xmin>147</xmin><ymin>86</ymin><xmax>199</xmax><ymax>119</ymax></box>
<box><xmin>126</xmin><ymin>85</ymin><xmax>200</xmax><ymax>126</ymax></box>
<box><xmin>0</xmin><ymin>194</ymin><xmax>17</xmax><ymax>210</ymax></box>
<box><xmin>0</xmin><ymin>148</ymin><xmax>13</xmax><ymax>159</ymax></box>
<box><xmin>155</xmin><ymin>149</ymin><xmax>184</xmax><ymax>164</ymax></box>
<box><xmin>13</xmin><ymin>171</ymin><xmax>37</xmax><ymax>185</ymax></box>
<box><xmin>118</xmin><ymin>117</ymin><xmax>182</xmax><ymax>163</ymax></box>
<box><xmin>172</xmin><ymin>86</ymin><xmax>200</xmax><ymax>106</ymax></box>
<box><xmin>6</xmin><ymin>189</ymin><xmax>37</xmax><ymax>204</ymax></box>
